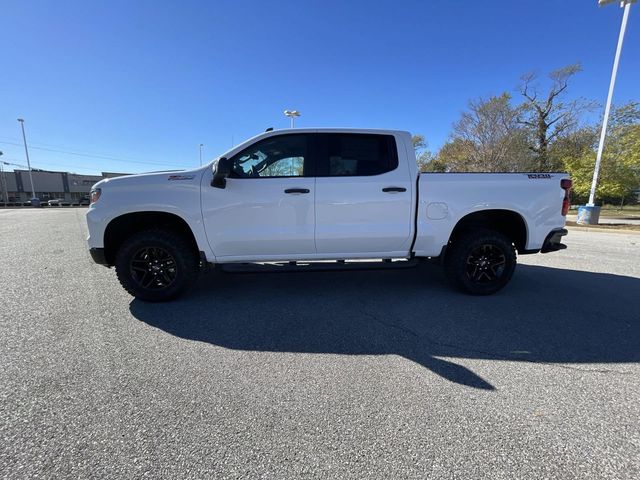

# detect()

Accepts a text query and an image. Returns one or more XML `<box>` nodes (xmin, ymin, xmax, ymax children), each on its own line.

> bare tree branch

<box><xmin>517</xmin><ymin>63</ymin><xmax>584</xmax><ymax>171</ymax></box>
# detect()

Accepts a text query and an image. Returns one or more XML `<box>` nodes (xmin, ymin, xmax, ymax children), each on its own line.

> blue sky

<box><xmin>1</xmin><ymin>0</ymin><xmax>638</xmax><ymax>175</ymax></box>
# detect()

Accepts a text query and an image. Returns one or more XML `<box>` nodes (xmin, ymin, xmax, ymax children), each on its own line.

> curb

<box><xmin>566</xmin><ymin>225</ymin><xmax>640</xmax><ymax>235</ymax></box>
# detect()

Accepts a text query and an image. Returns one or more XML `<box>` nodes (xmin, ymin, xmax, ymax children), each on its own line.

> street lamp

<box><xmin>17</xmin><ymin>118</ymin><xmax>37</xmax><ymax>203</ymax></box>
<box><xmin>284</xmin><ymin>110</ymin><xmax>301</xmax><ymax>128</ymax></box>
<box><xmin>199</xmin><ymin>143</ymin><xmax>204</xmax><ymax>166</ymax></box>
<box><xmin>579</xmin><ymin>0</ymin><xmax>636</xmax><ymax>225</ymax></box>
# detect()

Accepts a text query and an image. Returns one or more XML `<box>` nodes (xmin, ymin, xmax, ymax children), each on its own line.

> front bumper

<box><xmin>89</xmin><ymin>247</ymin><xmax>109</xmax><ymax>266</ymax></box>
<box><xmin>541</xmin><ymin>228</ymin><xmax>568</xmax><ymax>253</ymax></box>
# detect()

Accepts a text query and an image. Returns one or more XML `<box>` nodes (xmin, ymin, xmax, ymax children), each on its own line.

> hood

<box><xmin>93</xmin><ymin>167</ymin><xmax>205</xmax><ymax>190</ymax></box>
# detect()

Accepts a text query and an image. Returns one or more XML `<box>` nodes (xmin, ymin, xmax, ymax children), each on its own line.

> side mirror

<box><xmin>211</xmin><ymin>157</ymin><xmax>232</xmax><ymax>188</ymax></box>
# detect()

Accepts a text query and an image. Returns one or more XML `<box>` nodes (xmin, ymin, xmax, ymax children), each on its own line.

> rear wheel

<box><xmin>444</xmin><ymin>229</ymin><xmax>516</xmax><ymax>295</ymax></box>
<box><xmin>115</xmin><ymin>229</ymin><xmax>199</xmax><ymax>302</ymax></box>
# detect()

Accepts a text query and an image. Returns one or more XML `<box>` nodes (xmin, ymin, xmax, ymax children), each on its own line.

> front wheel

<box><xmin>115</xmin><ymin>229</ymin><xmax>199</xmax><ymax>302</ymax></box>
<box><xmin>444</xmin><ymin>229</ymin><xmax>516</xmax><ymax>295</ymax></box>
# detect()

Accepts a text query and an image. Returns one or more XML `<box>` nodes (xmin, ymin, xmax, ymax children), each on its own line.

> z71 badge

<box><xmin>168</xmin><ymin>174</ymin><xmax>195</xmax><ymax>181</ymax></box>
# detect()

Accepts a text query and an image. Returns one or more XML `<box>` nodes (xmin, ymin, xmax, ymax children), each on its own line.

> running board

<box><xmin>219</xmin><ymin>258</ymin><xmax>421</xmax><ymax>274</ymax></box>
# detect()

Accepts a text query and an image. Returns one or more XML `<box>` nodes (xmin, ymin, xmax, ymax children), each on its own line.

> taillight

<box><xmin>561</xmin><ymin>179</ymin><xmax>572</xmax><ymax>216</ymax></box>
<box><xmin>90</xmin><ymin>188</ymin><xmax>101</xmax><ymax>204</ymax></box>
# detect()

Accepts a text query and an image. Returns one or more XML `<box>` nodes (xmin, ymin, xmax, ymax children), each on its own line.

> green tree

<box><xmin>435</xmin><ymin>138</ymin><xmax>475</xmax><ymax>172</ymax></box>
<box><xmin>412</xmin><ymin>134</ymin><xmax>438</xmax><ymax>171</ymax></box>
<box><xmin>421</xmin><ymin>156</ymin><xmax>448</xmax><ymax>172</ymax></box>
<box><xmin>562</xmin><ymin>103</ymin><xmax>640</xmax><ymax>203</ymax></box>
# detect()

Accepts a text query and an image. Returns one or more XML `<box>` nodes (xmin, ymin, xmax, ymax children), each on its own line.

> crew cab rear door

<box><xmin>314</xmin><ymin>133</ymin><xmax>414</xmax><ymax>255</ymax></box>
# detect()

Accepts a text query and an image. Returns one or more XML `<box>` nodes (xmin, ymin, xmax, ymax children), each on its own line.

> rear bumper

<box><xmin>541</xmin><ymin>228</ymin><xmax>568</xmax><ymax>253</ymax></box>
<box><xmin>89</xmin><ymin>247</ymin><xmax>109</xmax><ymax>266</ymax></box>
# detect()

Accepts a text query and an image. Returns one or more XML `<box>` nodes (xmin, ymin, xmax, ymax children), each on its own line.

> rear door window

<box><xmin>319</xmin><ymin>134</ymin><xmax>398</xmax><ymax>176</ymax></box>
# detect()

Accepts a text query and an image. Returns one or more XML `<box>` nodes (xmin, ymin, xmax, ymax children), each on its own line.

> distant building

<box><xmin>0</xmin><ymin>169</ymin><xmax>127</xmax><ymax>203</ymax></box>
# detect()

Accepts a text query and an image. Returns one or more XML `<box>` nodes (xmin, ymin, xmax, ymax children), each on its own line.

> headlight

<box><xmin>90</xmin><ymin>188</ymin><xmax>101</xmax><ymax>204</ymax></box>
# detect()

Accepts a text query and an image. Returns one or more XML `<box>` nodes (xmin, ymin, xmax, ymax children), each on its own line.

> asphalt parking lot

<box><xmin>1</xmin><ymin>208</ymin><xmax>639</xmax><ymax>479</ymax></box>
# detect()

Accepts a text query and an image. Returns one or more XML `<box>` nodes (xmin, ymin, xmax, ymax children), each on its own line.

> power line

<box><xmin>2</xmin><ymin>158</ymin><xmax>113</xmax><ymax>174</ymax></box>
<box><xmin>1</xmin><ymin>154</ymin><xmax>153</xmax><ymax>175</ymax></box>
<box><xmin>0</xmin><ymin>136</ymin><xmax>181</xmax><ymax>166</ymax></box>
<box><xmin>0</xmin><ymin>140</ymin><xmax>185</xmax><ymax>168</ymax></box>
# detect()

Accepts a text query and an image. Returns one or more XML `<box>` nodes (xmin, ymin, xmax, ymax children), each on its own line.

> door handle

<box><xmin>382</xmin><ymin>187</ymin><xmax>406</xmax><ymax>193</ymax></box>
<box><xmin>284</xmin><ymin>188</ymin><xmax>310</xmax><ymax>194</ymax></box>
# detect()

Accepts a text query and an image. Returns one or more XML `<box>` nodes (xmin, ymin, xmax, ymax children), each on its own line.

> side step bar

<box><xmin>220</xmin><ymin>258</ymin><xmax>422</xmax><ymax>274</ymax></box>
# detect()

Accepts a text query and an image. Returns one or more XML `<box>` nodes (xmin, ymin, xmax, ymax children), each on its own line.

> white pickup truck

<box><xmin>86</xmin><ymin>128</ymin><xmax>571</xmax><ymax>301</ymax></box>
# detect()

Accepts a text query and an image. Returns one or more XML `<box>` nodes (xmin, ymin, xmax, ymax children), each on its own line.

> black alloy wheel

<box><xmin>445</xmin><ymin>229</ymin><xmax>517</xmax><ymax>295</ymax></box>
<box><xmin>129</xmin><ymin>246</ymin><xmax>178</xmax><ymax>290</ymax></box>
<box><xmin>465</xmin><ymin>243</ymin><xmax>507</xmax><ymax>284</ymax></box>
<box><xmin>115</xmin><ymin>229</ymin><xmax>199</xmax><ymax>302</ymax></box>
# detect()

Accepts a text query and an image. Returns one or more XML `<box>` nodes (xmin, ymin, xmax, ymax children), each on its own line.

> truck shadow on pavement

<box><xmin>129</xmin><ymin>264</ymin><xmax>640</xmax><ymax>391</ymax></box>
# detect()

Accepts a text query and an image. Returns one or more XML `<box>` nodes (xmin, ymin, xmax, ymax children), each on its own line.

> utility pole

<box><xmin>17</xmin><ymin>118</ymin><xmax>37</xmax><ymax>201</ymax></box>
<box><xmin>199</xmin><ymin>144</ymin><xmax>204</xmax><ymax>166</ymax></box>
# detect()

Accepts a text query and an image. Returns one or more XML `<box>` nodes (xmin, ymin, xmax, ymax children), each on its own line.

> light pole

<box><xmin>284</xmin><ymin>110</ymin><xmax>301</xmax><ymax>128</ymax></box>
<box><xmin>579</xmin><ymin>0</ymin><xmax>636</xmax><ymax>225</ymax></box>
<box><xmin>199</xmin><ymin>144</ymin><xmax>204</xmax><ymax>166</ymax></box>
<box><xmin>17</xmin><ymin>118</ymin><xmax>37</xmax><ymax>201</ymax></box>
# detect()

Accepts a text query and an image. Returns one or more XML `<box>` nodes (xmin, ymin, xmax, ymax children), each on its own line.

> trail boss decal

<box><xmin>527</xmin><ymin>174</ymin><xmax>552</xmax><ymax>179</ymax></box>
<box><xmin>168</xmin><ymin>175</ymin><xmax>195</xmax><ymax>181</ymax></box>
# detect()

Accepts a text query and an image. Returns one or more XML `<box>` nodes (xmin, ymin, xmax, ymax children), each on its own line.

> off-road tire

<box><xmin>115</xmin><ymin>229</ymin><xmax>199</xmax><ymax>302</ymax></box>
<box><xmin>444</xmin><ymin>229</ymin><xmax>516</xmax><ymax>295</ymax></box>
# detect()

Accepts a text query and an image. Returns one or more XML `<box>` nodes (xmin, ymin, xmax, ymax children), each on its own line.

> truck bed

<box><xmin>413</xmin><ymin>172</ymin><xmax>569</xmax><ymax>257</ymax></box>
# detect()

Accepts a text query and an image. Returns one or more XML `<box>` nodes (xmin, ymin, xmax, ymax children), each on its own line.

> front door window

<box><xmin>231</xmin><ymin>134</ymin><xmax>308</xmax><ymax>178</ymax></box>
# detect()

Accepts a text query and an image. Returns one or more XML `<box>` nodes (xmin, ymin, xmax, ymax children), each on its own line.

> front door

<box><xmin>201</xmin><ymin>133</ymin><xmax>316</xmax><ymax>260</ymax></box>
